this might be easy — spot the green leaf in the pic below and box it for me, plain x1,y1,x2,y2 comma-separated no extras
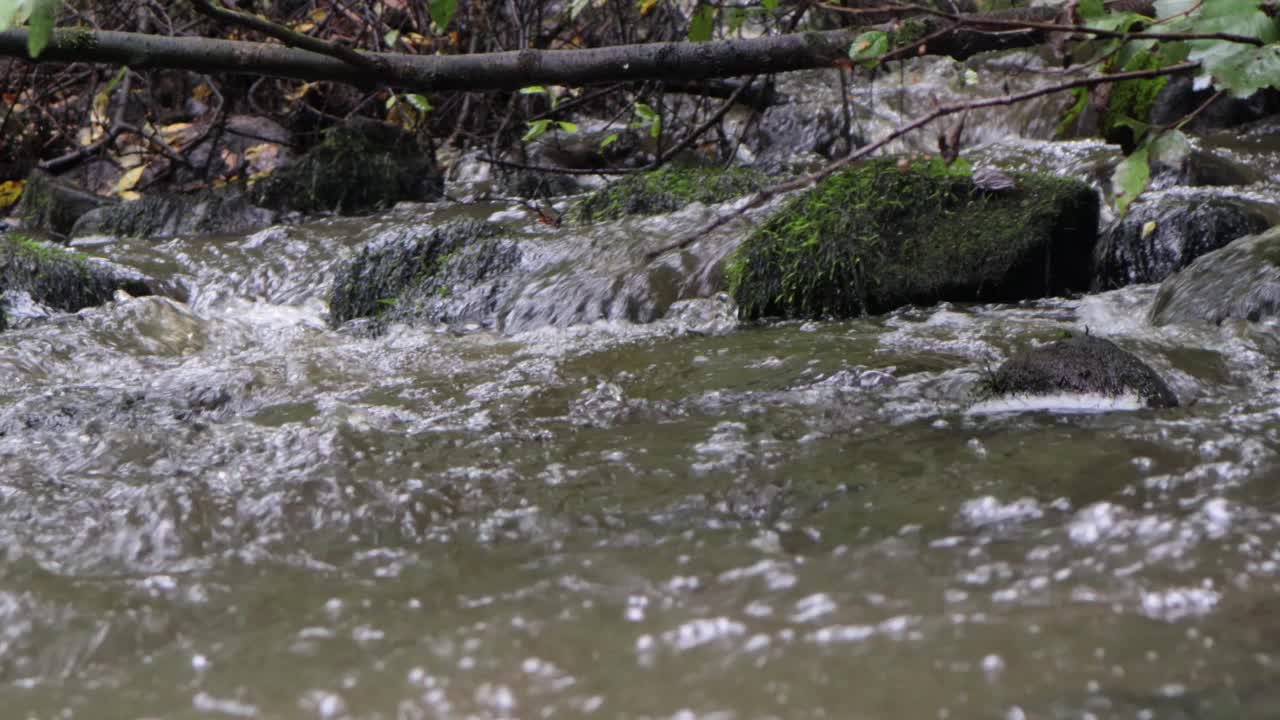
384,29,400,47
688,4,714,42
1207,44,1280,97
26,0,55,58
522,119,551,142
556,120,578,133
1149,129,1190,165
520,86,547,95
0,0,30,30
385,94,398,110
429,0,456,31
102,65,127,95
647,116,661,138
1077,0,1105,19
570,0,591,19
762,0,778,11
848,30,889,68
1085,10,1143,32
405,94,433,112
1112,145,1150,215
600,133,619,149
634,103,658,122
1153,0,1197,18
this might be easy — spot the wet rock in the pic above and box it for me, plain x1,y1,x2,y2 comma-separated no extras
746,69,860,170
570,165,768,223
985,335,1178,409
251,118,442,215
16,170,115,236
1151,76,1280,135
328,220,519,329
1148,149,1265,190
0,233,158,324
496,169,582,200
1150,225,1280,325
729,158,1098,320
71,186,277,239
1093,197,1271,290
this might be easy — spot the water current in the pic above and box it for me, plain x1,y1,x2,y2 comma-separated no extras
0,190,1277,719
4,56,1280,719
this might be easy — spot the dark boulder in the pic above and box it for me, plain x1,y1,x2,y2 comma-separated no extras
1151,77,1280,136
746,70,860,171
71,186,277,239
1150,225,1280,325
328,220,519,330
0,233,159,326
986,335,1178,409
15,170,115,236
728,158,1098,320
1093,197,1271,290
251,118,442,215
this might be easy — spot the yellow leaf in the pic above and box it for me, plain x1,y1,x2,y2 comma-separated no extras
292,21,314,32
1141,220,1157,239
308,7,326,20
285,82,315,102
116,165,145,194
0,179,24,208
192,83,213,104
119,190,142,202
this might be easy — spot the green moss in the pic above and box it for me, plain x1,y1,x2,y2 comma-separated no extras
9,233,88,266
570,165,768,223
727,157,1097,320
1100,50,1167,150
54,26,96,50
890,18,930,48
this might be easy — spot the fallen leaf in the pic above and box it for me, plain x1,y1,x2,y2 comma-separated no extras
0,179,24,208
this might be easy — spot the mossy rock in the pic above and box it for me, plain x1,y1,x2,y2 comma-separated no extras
569,165,768,223
16,170,115,236
0,233,157,322
727,158,1098,320
984,335,1178,409
328,220,516,328
252,118,442,216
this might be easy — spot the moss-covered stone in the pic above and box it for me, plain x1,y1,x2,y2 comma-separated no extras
0,233,156,320
328,220,516,328
727,158,1098,320
251,118,442,216
570,165,768,223
16,170,115,236
983,335,1178,408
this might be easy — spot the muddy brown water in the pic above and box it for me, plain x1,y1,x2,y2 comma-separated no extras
0,192,1277,720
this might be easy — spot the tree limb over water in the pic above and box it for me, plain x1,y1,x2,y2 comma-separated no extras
0,7,1071,93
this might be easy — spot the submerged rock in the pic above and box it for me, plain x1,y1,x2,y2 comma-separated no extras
985,335,1178,409
569,165,767,223
328,220,518,329
1093,197,1271,290
728,158,1098,320
16,170,115,236
252,118,442,215
1150,225,1280,325
0,233,158,325
71,186,277,239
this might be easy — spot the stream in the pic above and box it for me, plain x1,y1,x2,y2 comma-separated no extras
3,57,1280,720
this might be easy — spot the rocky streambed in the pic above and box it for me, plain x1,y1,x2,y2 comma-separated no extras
0,57,1279,718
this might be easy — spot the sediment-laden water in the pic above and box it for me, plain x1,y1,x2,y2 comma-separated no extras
0,184,1278,719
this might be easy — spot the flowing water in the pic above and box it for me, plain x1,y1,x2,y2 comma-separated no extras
6,52,1280,715
1,193,1279,720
